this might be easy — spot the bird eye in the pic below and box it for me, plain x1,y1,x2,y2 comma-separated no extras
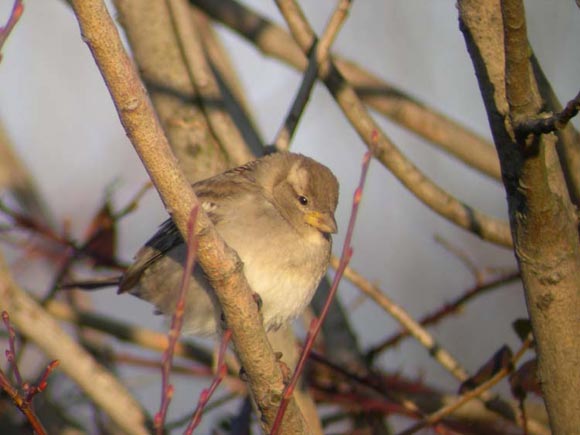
298,195,309,206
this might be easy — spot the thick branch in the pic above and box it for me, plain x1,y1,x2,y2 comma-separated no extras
69,1,307,432
459,1,580,432
114,0,229,182
165,0,254,166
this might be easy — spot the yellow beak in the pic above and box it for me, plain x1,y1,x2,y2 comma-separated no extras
305,211,338,234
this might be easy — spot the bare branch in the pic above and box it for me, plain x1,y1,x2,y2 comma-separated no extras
459,1,580,431
334,259,470,381
0,254,149,435
273,0,512,247
398,336,534,435
193,0,503,181
114,0,229,182
274,0,352,151
165,0,254,166
366,269,520,356
155,208,198,433
515,89,580,139
69,1,307,432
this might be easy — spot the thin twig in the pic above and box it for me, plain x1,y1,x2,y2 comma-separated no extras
333,260,470,382
154,207,199,434
434,235,483,283
114,353,212,377
366,269,520,358
0,0,23,61
271,148,372,434
516,89,580,139
2,311,23,385
274,0,352,151
0,368,49,435
1,311,59,435
185,329,232,433
397,336,533,435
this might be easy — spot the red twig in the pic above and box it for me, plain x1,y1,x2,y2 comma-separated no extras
1,311,59,435
270,144,374,434
24,360,60,402
2,310,23,384
154,206,199,434
396,336,534,435
0,0,23,62
0,182,150,279
366,269,520,359
185,329,233,434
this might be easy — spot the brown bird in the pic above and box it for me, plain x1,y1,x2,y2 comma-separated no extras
119,152,339,336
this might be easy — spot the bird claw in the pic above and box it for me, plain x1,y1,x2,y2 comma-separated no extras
219,312,228,330
239,366,249,382
252,292,263,310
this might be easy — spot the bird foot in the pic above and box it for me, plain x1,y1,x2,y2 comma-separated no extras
252,292,263,310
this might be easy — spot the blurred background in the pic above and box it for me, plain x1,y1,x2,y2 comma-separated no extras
0,0,578,432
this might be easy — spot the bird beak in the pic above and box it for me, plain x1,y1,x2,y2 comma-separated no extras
305,211,338,234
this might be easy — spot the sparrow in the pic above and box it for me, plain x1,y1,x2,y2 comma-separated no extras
119,152,339,336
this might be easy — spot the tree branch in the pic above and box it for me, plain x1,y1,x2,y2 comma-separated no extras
0,254,148,435
459,1,580,432
274,0,352,151
114,0,229,182
69,1,307,432
273,0,512,247
192,0,503,181
165,0,254,166
515,89,580,139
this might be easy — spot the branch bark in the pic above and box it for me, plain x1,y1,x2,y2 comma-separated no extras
165,0,254,166
458,1,580,432
114,0,229,182
69,1,307,432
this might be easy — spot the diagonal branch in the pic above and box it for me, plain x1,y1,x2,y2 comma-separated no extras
69,1,307,432
165,0,254,166
273,0,512,247
192,0,502,181
398,336,534,435
0,254,148,435
274,0,352,151
458,1,580,432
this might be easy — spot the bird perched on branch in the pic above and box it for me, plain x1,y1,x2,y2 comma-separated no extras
118,152,339,336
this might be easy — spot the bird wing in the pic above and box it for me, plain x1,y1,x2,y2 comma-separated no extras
118,171,262,293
